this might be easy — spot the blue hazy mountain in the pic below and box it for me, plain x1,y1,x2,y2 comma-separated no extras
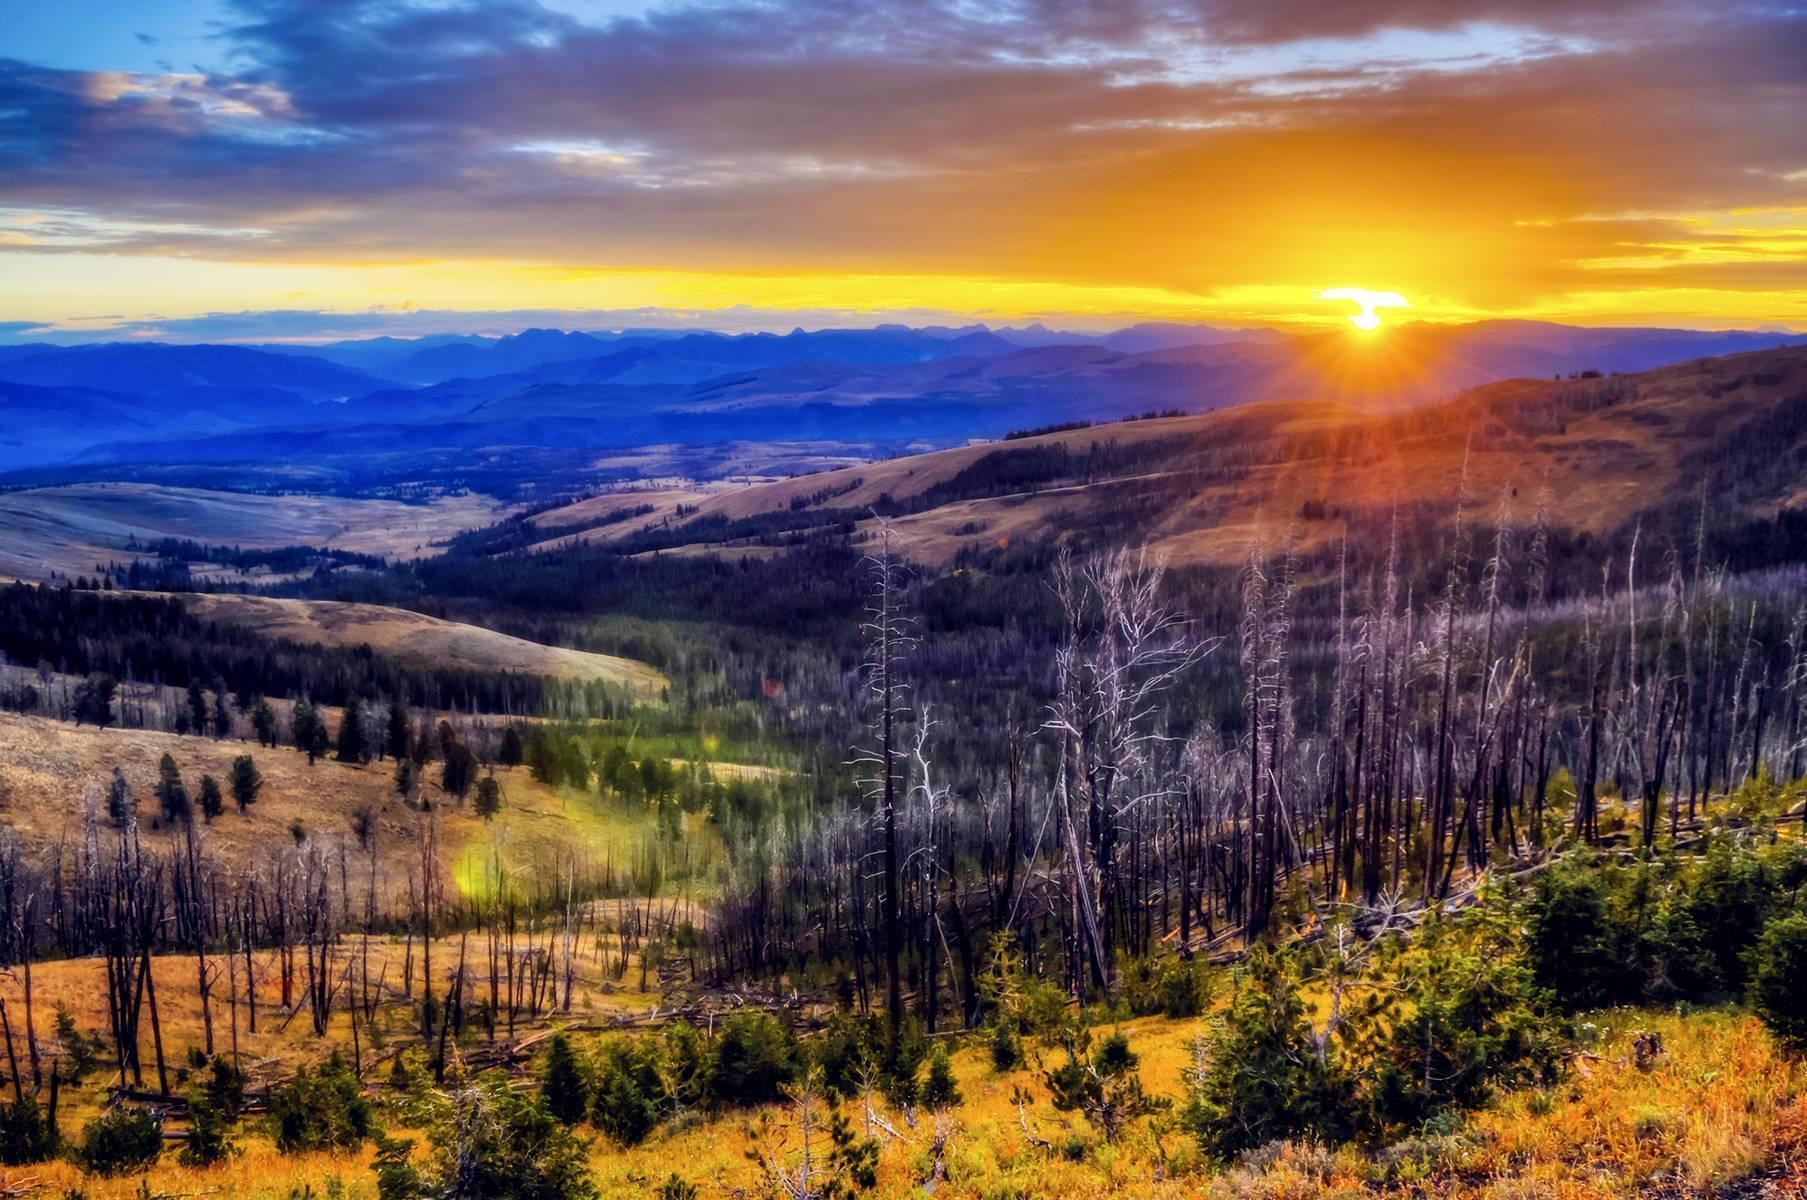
3,321,1803,480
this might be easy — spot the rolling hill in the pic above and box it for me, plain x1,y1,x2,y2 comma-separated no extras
5,322,1802,492
520,343,1807,569
178,593,668,693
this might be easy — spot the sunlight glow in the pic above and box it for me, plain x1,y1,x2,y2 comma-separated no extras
1318,287,1409,331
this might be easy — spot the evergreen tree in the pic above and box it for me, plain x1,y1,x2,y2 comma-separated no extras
157,753,191,824
213,687,232,739
72,673,117,728
229,754,263,814
252,697,277,747
188,680,210,736
442,741,477,800
106,766,134,827
337,697,368,764
499,725,525,768
385,699,411,762
475,775,502,821
292,701,329,765
540,1033,589,1126
198,773,224,822
922,1046,961,1111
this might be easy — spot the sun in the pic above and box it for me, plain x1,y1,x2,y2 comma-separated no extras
1317,287,1409,332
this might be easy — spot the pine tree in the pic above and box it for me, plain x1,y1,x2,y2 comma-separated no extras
922,1046,962,1111
106,766,134,827
337,697,367,764
198,774,224,822
292,701,328,765
157,754,191,824
385,699,411,762
229,755,262,814
188,680,210,737
475,775,502,821
499,725,525,768
252,697,277,747
540,1033,589,1125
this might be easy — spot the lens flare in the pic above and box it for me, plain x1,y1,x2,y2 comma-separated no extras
1317,287,1409,331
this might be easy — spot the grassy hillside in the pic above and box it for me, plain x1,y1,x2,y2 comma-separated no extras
519,345,1807,567
0,710,723,916
178,594,668,693
0,483,508,582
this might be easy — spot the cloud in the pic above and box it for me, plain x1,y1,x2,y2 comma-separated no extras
0,0,1802,325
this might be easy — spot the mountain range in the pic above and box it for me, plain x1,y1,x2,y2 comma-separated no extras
1,320,1801,484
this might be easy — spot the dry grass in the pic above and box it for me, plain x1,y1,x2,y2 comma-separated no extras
0,710,723,915
0,483,510,583
177,593,668,693
540,347,1807,569
0,990,1799,1200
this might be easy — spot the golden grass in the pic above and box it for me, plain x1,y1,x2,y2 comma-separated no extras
0,1000,1798,1200
176,593,668,693
0,483,510,583
0,710,722,915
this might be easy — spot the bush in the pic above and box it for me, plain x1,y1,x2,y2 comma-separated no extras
922,1046,961,1111
1044,1029,1165,1143
180,1088,238,1166
1366,905,1567,1130
988,1021,1023,1073
0,1095,60,1165
540,1033,589,1126
707,1012,800,1109
1182,950,1351,1158
593,1040,663,1146
74,1105,162,1176
269,1052,378,1154
428,1076,595,1200
1751,913,1807,1052
1120,953,1214,1019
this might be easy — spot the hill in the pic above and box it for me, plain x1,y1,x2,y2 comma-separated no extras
524,344,1807,567
179,593,668,693
7,322,1802,496
0,483,508,582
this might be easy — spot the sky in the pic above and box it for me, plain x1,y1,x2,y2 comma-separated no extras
1,0,1805,341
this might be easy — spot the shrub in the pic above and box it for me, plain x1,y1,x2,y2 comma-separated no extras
180,1087,237,1166
593,1039,663,1146
1043,1029,1166,1144
988,1021,1023,1073
922,1046,961,1111
1750,913,1807,1052
1182,950,1351,1158
0,1095,60,1165
707,1012,800,1109
540,1033,589,1126
269,1052,378,1154
1120,953,1213,1019
1366,905,1567,1130
74,1105,162,1176
383,1075,595,1200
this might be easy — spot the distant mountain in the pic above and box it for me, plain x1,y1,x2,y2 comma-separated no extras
1097,322,1288,353
0,380,156,471
4,321,1804,485
0,342,391,401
